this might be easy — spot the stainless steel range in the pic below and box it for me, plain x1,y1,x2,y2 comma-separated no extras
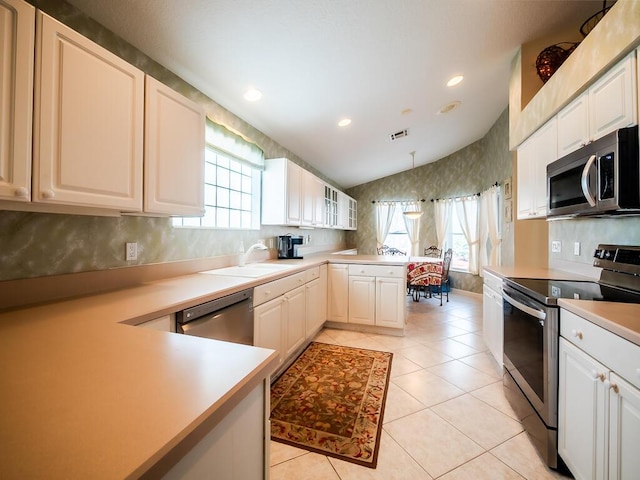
502,244,640,469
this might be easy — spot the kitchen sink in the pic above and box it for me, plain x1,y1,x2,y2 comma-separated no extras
200,263,297,278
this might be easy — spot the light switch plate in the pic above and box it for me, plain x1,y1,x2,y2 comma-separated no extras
551,241,561,253
574,242,581,256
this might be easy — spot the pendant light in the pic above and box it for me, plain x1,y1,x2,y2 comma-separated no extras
403,151,423,219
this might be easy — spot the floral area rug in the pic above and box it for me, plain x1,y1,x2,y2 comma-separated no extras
270,342,393,468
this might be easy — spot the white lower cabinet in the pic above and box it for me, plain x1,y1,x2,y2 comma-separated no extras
305,265,327,338
558,309,640,480
284,285,306,358
482,272,503,366
253,268,320,375
375,276,405,328
348,276,376,325
345,264,405,330
162,379,268,480
254,297,286,369
327,264,349,322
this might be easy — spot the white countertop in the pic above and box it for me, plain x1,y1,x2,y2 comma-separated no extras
0,254,401,478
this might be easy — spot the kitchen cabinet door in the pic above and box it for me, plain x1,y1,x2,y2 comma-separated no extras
558,338,607,480
557,92,589,158
0,0,34,203
305,276,326,338
516,117,556,219
313,177,325,227
348,275,375,325
589,53,637,142
301,169,316,226
284,285,306,358
327,264,348,322
254,297,285,369
261,158,302,226
482,281,503,366
34,11,144,210
608,373,640,480
144,75,205,216
375,276,404,328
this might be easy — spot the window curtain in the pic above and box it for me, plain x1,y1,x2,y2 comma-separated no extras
402,203,421,256
206,118,264,169
433,199,453,251
455,196,480,275
479,185,501,276
375,202,396,248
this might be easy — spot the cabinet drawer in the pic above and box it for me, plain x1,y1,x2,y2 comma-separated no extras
561,309,640,390
348,264,404,278
483,271,502,292
254,271,307,306
305,266,320,283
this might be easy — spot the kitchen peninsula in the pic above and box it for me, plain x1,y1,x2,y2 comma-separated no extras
0,254,405,479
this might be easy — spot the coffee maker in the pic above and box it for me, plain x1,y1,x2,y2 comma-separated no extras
277,235,304,259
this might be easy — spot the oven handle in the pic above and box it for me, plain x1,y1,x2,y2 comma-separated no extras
503,289,547,321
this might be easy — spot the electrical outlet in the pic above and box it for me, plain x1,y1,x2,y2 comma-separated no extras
125,242,138,261
574,242,581,256
551,241,561,253
268,238,274,249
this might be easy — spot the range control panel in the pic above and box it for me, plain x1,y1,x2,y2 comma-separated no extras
594,244,640,275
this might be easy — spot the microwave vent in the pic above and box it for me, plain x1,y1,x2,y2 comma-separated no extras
389,129,409,141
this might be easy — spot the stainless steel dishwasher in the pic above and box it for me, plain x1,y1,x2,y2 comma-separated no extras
176,289,254,345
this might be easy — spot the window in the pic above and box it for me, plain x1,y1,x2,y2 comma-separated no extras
173,120,263,229
383,208,412,254
445,203,470,272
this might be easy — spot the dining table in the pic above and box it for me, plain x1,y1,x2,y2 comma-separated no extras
406,255,444,301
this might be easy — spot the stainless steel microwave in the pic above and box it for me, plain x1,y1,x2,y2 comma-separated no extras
547,125,639,217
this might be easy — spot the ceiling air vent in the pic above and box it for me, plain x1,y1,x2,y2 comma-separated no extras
389,129,409,141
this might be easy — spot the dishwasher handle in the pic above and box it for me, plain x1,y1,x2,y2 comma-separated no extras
177,289,253,324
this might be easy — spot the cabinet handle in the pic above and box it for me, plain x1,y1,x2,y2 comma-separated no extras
571,329,583,340
14,187,29,198
591,370,605,382
42,189,55,199
264,290,271,296
610,382,619,394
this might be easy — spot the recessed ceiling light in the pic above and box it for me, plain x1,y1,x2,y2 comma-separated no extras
243,88,263,101
447,75,464,87
437,101,461,114
338,118,352,127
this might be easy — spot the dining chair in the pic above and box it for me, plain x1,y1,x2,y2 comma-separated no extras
429,248,452,306
424,245,442,257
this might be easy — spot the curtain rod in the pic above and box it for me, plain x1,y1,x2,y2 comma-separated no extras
430,182,498,202
371,199,426,204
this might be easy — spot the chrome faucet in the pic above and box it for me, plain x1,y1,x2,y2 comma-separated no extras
238,243,268,266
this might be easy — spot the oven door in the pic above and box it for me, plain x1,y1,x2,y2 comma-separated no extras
502,285,558,427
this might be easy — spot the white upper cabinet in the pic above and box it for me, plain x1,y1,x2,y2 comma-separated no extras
556,92,589,159
557,53,637,158
33,11,144,210
516,117,557,219
0,0,34,202
144,76,205,216
301,168,323,227
261,158,302,226
589,53,637,140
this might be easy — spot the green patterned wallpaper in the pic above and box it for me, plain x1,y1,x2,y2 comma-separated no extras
0,0,344,282
346,109,512,294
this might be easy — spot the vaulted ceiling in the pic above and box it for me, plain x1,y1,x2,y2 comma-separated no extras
65,0,603,188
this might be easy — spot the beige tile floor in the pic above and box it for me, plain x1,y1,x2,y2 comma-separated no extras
270,291,572,480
